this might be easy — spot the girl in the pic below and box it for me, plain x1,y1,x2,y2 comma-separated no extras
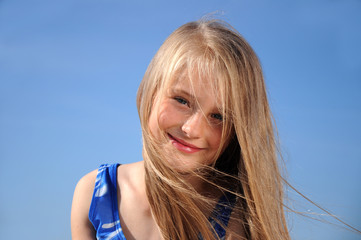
71,19,290,240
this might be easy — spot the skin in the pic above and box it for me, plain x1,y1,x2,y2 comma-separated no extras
71,76,245,239
71,162,160,240
148,77,224,172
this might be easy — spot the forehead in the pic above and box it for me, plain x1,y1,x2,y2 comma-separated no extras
169,74,223,107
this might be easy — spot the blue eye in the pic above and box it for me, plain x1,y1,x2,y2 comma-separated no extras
175,97,188,105
211,113,223,121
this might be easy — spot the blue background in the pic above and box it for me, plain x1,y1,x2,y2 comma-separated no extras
1,0,360,239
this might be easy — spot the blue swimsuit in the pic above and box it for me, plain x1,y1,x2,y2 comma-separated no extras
89,164,237,240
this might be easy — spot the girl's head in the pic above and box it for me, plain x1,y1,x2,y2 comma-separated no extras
137,19,266,175
136,19,288,239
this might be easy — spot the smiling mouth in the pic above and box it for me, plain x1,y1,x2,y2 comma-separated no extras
167,134,202,154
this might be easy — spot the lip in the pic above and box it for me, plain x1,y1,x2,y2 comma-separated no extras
168,134,202,153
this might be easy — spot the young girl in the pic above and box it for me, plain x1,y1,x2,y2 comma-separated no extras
71,19,290,240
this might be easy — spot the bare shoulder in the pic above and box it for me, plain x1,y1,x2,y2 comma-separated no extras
117,161,144,187
71,169,98,240
74,169,98,196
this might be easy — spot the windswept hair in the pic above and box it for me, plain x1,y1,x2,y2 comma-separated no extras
136,19,290,240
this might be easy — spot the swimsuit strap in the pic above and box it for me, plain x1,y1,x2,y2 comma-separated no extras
210,191,238,238
199,191,238,240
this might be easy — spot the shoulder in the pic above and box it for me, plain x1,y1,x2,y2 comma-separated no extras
73,169,98,207
117,161,144,188
71,169,98,240
117,161,149,215
75,169,98,194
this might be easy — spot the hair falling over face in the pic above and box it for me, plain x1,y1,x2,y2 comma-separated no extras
136,19,290,240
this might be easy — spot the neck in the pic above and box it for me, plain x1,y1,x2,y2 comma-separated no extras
181,173,209,194
132,161,153,214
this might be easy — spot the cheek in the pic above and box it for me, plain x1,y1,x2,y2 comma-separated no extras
148,109,159,137
148,103,169,137
157,104,182,130
208,127,223,150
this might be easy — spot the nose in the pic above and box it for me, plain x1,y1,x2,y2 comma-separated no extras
181,112,205,138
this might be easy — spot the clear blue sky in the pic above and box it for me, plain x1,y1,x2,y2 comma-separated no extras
1,0,360,239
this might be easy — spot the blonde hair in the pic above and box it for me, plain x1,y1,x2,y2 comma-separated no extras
136,19,290,240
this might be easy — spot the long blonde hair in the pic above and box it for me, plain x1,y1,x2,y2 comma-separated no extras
136,19,290,240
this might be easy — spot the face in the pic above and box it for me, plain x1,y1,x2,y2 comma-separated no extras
148,76,226,172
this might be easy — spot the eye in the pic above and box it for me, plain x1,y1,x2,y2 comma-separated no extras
211,113,223,121
174,97,188,106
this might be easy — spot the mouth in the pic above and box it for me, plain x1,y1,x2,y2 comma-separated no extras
167,134,202,154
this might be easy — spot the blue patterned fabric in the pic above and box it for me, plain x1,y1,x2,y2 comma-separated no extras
89,164,126,240
89,164,237,240
200,191,237,240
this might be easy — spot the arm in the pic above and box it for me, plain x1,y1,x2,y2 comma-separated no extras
71,170,98,240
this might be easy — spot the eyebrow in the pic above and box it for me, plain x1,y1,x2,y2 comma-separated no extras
171,87,223,113
171,88,194,99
